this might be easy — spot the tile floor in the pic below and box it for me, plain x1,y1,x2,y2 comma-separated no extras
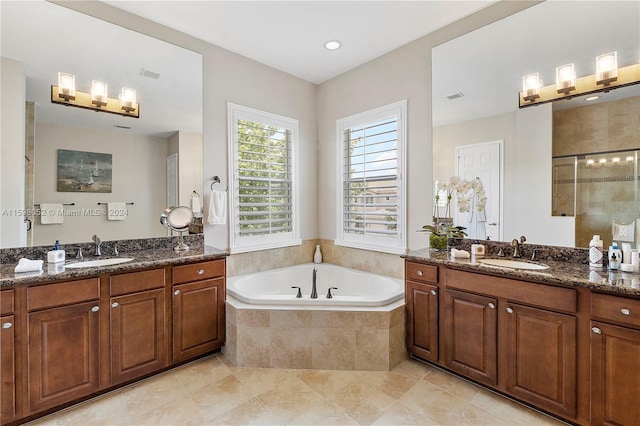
27,353,567,426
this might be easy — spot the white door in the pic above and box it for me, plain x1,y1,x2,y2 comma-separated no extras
455,141,503,241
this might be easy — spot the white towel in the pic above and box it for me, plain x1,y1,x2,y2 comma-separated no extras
15,258,44,273
107,202,127,221
450,249,471,259
207,190,227,225
40,203,64,224
191,194,202,218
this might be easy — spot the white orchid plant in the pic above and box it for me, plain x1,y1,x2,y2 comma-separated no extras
421,176,486,238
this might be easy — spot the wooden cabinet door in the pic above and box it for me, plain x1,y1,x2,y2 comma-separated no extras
444,289,498,386
405,281,438,362
591,321,640,426
172,278,225,363
1,315,16,424
28,301,100,413
110,289,167,385
504,303,576,418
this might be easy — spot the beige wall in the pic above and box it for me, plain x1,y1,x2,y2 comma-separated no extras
32,121,168,246
0,57,27,248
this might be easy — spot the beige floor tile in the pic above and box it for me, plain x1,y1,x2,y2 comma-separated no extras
234,367,294,396
207,397,286,426
471,389,544,426
121,371,187,418
23,415,58,426
293,369,362,399
55,391,131,425
400,379,469,425
324,381,397,425
174,355,234,392
352,371,420,400
423,368,481,402
287,398,359,426
390,358,434,379
191,375,254,421
455,404,514,426
217,352,240,372
372,401,438,426
128,394,205,425
256,374,320,423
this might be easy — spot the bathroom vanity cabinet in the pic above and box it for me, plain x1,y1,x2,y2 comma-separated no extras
1,257,226,426
404,259,600,425
171,260,225,363
1,289,16,424
404,262,439,362
590,293,640,425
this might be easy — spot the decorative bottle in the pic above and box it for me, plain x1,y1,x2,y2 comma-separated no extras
589,234,603,269
313,244,323,264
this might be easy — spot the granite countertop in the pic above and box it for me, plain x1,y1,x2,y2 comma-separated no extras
404,248,640,298
0,245,228,287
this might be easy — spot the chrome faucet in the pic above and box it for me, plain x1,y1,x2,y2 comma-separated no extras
311,267,318,299
511,235,526,258
92,235,102,256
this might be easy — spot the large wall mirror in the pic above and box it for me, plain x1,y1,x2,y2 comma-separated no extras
432,1,639,248
1,0,203,248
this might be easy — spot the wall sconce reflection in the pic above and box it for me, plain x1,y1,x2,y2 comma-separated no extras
51,72,139,118
519,51,639,108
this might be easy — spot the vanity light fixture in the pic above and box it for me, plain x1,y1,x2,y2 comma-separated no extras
519,52,639,108
90,80,108,107
596,51,618,85
522,73,542,101
57,72,76,101
626,156,634,162
51,74,139,118
555,63,576,94
585,95,600,101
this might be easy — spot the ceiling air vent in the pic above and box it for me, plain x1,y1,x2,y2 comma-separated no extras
114,125,131,130
139,68,161,79
446,92,465,100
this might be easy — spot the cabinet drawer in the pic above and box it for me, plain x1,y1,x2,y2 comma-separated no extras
1,289,15,315
110,268,165,296
591,292,640,328
173,260,225,284
27,278,100,311
405,262,438,284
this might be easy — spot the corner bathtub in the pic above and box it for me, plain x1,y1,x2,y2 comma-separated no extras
224,263,407,370
226,262,404,307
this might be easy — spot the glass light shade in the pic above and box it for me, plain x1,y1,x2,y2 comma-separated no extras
522,73,542,100
555,63,576,93
119,87,137,111
90,80,108,106
596,51,618,84
57,72,76,100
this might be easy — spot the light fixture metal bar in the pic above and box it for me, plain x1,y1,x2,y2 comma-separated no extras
51,85,140,118
519,63,640,109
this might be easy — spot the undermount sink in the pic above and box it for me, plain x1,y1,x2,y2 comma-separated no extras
477,258,549,270
65,257,134,269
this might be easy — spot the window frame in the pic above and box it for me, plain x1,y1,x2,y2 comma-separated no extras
335,100,407,254
227,102,301,253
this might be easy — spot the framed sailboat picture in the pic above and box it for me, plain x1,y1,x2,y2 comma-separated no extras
57,149,112,192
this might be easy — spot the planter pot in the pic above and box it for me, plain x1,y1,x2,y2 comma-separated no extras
429,234,448,250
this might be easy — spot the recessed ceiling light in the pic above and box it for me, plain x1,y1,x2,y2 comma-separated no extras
585,95,600,101
324,40,342,51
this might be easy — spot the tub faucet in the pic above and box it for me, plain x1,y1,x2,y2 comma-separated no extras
311,267,318,299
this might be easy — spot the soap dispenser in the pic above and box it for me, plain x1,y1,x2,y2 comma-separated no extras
589,235,603,269
47,240,65,264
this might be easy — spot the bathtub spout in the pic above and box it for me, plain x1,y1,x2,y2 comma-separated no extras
311,267,318,299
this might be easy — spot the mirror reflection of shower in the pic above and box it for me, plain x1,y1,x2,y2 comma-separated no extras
552,149,639,248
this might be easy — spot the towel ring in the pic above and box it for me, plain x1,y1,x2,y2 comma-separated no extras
210,176,228,191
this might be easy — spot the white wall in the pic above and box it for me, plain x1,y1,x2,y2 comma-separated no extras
0,57,27,248
177,131,203,212
510,105,575,246
32,121,168,246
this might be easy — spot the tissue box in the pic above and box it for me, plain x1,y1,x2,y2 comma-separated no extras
47,250,65,264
